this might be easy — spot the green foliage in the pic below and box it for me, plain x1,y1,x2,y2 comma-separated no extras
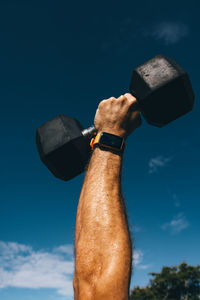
130,262,200,300
130,286,156,299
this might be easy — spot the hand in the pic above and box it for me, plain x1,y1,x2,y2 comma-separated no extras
94,93,141,139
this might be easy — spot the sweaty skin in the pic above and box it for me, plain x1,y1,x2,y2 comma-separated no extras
73,93,141,299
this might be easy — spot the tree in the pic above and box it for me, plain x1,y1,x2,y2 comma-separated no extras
130,262,200,300
129,286,156,299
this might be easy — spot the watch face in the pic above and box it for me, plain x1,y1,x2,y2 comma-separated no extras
100,132,123,150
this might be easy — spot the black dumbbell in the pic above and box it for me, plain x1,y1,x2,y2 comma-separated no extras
36,54,194,181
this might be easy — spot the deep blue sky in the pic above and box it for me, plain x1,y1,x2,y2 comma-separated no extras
0,0,200,299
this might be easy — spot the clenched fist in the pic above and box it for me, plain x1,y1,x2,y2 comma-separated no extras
94,93,141,139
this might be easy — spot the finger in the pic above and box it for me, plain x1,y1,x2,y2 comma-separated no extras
108,96,117,102
124,93,137,104
129,111,142,128
124,93,140,112
98,99,108,108
117,95,125,100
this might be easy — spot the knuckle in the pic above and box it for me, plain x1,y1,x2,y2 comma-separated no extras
118,95,127,104
128,98,137,109
109,97,116,103
98,99,107,108
120,96,126,103
124,93,136,102
124,93,131,97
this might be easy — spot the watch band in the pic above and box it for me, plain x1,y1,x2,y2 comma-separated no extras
90,132,125,153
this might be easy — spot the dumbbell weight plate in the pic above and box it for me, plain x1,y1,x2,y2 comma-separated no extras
36,115,92,180
129,55,194,126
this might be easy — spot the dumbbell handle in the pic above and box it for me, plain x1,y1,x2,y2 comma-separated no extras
82,97,140,139
82,126,96,138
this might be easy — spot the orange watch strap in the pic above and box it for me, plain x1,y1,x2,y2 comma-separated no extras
90,132,101,150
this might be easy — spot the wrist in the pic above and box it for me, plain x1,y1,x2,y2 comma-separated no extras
97,129,127,139
93,144,125,157
90,131,125,155
93,146,124,159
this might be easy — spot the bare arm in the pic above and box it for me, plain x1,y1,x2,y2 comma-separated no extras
73,94,141,299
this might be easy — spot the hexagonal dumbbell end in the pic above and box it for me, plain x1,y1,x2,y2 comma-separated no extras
129,54,195,127
36,115,92,181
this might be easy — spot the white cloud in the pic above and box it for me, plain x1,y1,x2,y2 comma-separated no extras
54,245,74,256
161,213,189,235
0,241,74,297
0,241,154,296
133,250,151,270
137,264,151,270
148,22,189,45
148,155,172,174
133,249,143,266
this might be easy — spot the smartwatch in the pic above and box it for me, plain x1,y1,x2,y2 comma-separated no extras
90,132,125,153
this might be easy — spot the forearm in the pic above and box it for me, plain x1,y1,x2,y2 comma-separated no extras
74,147,132,292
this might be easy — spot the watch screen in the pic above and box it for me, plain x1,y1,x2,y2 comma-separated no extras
100,132,123,149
